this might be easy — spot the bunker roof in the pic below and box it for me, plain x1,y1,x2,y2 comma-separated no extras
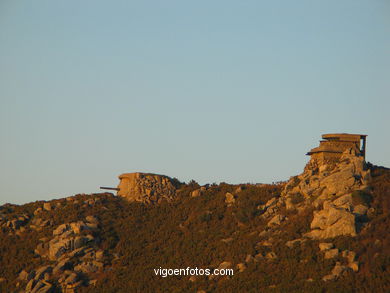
306,133,367,156
321,133,367,141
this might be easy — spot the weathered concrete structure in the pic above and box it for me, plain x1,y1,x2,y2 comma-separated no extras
307,133,367,162
116,172,177,203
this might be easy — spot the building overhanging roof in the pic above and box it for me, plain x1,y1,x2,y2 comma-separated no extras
306,147,344,155
322,133,367,141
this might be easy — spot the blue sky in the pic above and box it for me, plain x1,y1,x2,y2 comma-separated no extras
1,0,389,204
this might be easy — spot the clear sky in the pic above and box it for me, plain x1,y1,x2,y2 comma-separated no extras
1,0,389,205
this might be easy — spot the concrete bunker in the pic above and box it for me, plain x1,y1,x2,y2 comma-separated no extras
101,172,178,203
307,133,367,162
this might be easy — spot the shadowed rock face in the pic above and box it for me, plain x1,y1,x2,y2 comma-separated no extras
117,172,177,204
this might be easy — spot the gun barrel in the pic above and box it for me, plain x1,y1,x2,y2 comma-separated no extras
100,187,120,191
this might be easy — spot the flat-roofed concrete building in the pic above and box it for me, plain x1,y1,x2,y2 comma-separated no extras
307,133,367,162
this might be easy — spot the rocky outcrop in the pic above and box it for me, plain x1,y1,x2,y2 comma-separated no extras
322,249,359,281
30,217,51,231
324,248,339,259
236,263,246,272
267,214,286,227
191,186,207,198
43,202,52,211
24,216,105,292
305,202,357,239
322,262,352,281
283,147,370,201
260,147,372,239
34,220,98,260
286,238,306,248
319,242,334,251
0,213,30,234
225,192,236,206
117,173,178,204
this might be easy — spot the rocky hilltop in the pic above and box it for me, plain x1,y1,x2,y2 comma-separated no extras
262,146,371,240
247,145,374,282
0,135,389,292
